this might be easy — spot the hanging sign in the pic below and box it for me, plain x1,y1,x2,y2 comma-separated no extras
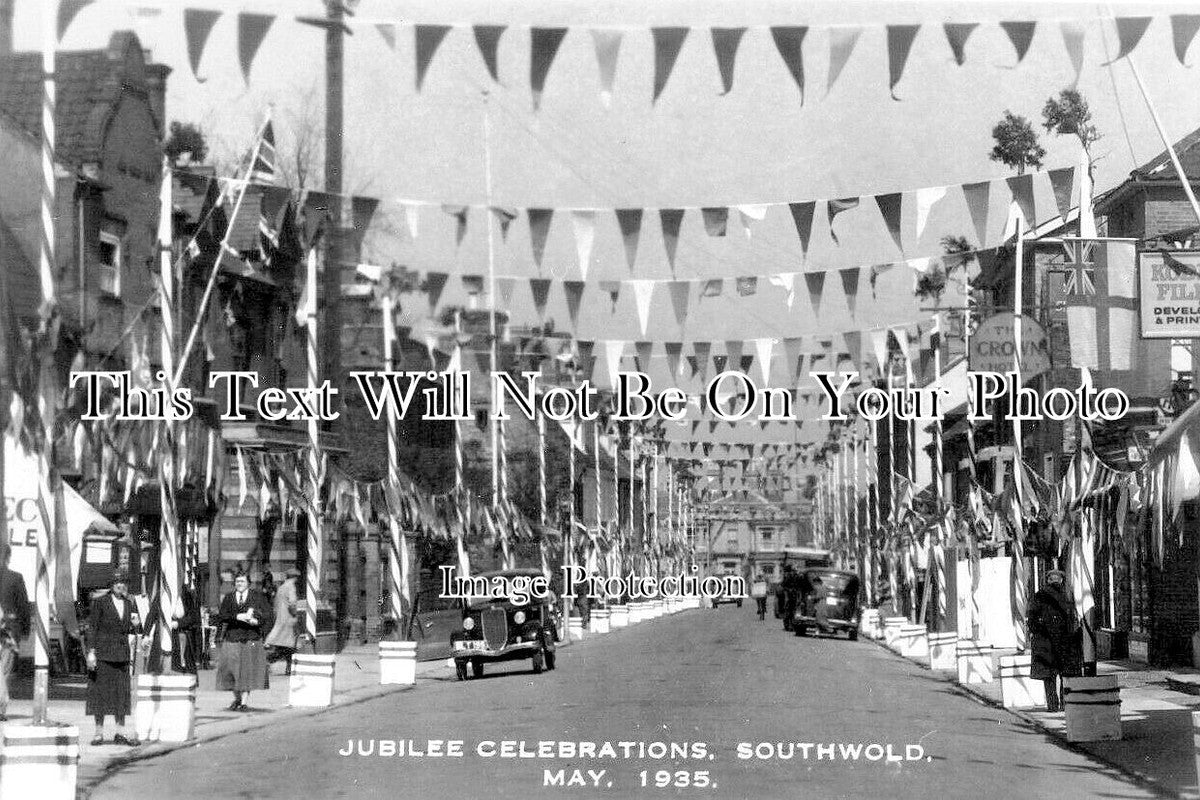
968,312,1050,380
1139,250,1200,338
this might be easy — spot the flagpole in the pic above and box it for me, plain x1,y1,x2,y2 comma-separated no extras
1012,216,1028,651
303,245,322,651
869,412,881,607
453,311,471,578
565,419,576,635
1124,54,1200,228
932,313,948,632
382,281,409,640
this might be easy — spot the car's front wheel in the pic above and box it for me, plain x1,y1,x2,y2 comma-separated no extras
795,625,807,637
848,629,859,641
736,600,743,608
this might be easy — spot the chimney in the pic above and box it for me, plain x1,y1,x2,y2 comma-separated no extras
0,0,13,55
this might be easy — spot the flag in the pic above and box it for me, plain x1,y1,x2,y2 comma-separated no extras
1063,240,1138,374
249,121,277,185
1059,239,1096,296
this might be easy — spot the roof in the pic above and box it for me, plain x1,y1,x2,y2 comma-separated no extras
0,31,164,167
1131,125,1200,182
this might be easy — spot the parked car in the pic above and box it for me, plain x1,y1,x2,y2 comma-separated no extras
404,588,463,662
792,569,861,639
450,569,558,680
710,577,744,608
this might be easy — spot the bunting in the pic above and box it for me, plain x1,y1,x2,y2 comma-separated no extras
827,197,860,245
184,8,221,81
474,25,506,82
237,13,274,82
943,22,978,66
1171,15,1200,65
827,26,863,95
616,209,643,271
770,27,808,102
415,24,453,90
570,211,596,279
1000,21,1037,65
652,27,690,103
1106,17,1152,65
886,25,920,100
592,29,624,107
531,27,569,109
660,209,685,270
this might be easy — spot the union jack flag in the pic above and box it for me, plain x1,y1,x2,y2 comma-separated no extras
1059,238,1096,295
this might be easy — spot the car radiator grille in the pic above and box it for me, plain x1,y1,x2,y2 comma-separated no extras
482,608,508,649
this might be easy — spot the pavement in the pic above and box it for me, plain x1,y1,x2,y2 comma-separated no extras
77,605,1176,800
872,632,1200,799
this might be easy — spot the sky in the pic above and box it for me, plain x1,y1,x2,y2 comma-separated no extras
24,0,1200,448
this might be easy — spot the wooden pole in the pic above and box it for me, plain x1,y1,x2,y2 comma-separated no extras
382,289,408,639
1012,214,1028,651
303,246,322,649
155,156,180,671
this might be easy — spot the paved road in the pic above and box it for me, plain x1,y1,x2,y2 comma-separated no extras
91,607,1159,800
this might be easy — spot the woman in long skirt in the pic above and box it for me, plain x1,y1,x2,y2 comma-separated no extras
216,572,273,710
85,572,141,746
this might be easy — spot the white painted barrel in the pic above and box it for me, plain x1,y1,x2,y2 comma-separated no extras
998,654,1046,709
630,602,646,624
859,609,881,640
882,616,907,648
567,615,585,640
0,725,79,800
896,624,929,658
379,640,417,685
134,674,197,742
289,654,336,707
957,641,993,684
928,631,958,670
589,608,611,634
610,605,630,628
1063,675,1121,741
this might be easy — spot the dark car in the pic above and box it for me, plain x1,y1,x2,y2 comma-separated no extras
792,569,861,639
450,569,558,680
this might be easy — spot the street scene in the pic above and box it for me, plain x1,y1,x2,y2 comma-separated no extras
3,0,1200,798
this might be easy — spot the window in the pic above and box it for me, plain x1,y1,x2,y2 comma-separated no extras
762,564,775,576
98,231,122,297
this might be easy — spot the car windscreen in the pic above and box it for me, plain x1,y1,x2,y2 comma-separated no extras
807,573,859,596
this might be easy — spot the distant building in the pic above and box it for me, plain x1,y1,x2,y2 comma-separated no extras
693,490,808,583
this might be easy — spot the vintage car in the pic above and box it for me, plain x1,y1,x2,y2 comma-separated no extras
792,569,861,639
450,569,558,680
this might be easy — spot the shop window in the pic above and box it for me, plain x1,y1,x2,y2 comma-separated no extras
98,231,121,297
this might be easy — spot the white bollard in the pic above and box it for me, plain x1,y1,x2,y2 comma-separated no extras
589,608,611,634
897,624,929,658
999,654,1046,709
610,604,630,628
629,602,645,624
134,674,197,742
928,631,958,670
289,654,336,707
956,641,993,684
567,615,585,640
1064,676,1121,741
379,641,417,685
882,616,907,648
0,725,79,800
859,609,881,639
653,599,665,618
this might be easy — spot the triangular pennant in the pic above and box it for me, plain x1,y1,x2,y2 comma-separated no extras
630,280,656,337
473,25,506,82
713,354,729,375
237,13,274,82
665,342,683,378
770,27,808,102
490,207,519,240
693,342,712,380
702,207,729,237
724,340,744,374
442,204,469,246
874,192,904,252
423,272,449,312
415,25,453,91
736,276,758,296
660,209,685,270
754,338,774,385
827,26,863,95
376,24,396,50
615,209,643,271
886,25,920,100
598,280,621,310
842,331,863,371
570,210,596,279
58,0,93,40
735,204,769,238
668,281,690,326
962,181,991,246
1000,21,1037,65
1048,166,1076,221
184,8,222,81
461,274,485,297
531,27,569,109
1061,21,1086,86
768,272,797,309
1105,17,1152,64
634,341,653,372
590,29,624,107
711,27,747,94
788,201,816,257
403,204,420,240
870,329,890,371
827,197,859,246
1006,173,1036,227
652,27,690,102
604,340,625,387
914,186,947,242
702,279,723,298
943,22,978,65
839,267,861,316
804,272,825,316
527,208,554,268
1171,15,1200,66
783,337,803,382
563,281,586,329
529,278,552,317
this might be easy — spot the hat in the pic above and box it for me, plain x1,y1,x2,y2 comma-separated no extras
1044,569,1066,583
285,567,301,578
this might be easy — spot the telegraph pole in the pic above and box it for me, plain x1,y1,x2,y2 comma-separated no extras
324,0,345,384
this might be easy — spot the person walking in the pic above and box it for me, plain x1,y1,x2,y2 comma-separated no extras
778,564,802,631
265,567,301,675
85,572,141,746
750,574,769,621
216,572,273,710
1028,569,1081,712
0,544,30,722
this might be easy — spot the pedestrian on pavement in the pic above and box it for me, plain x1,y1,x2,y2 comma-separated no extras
172,584,201,674
265,567,301,675
0,544,31,722
750,574,769,621
1028,569,1081,712
216,572,273,710
85,572,141,746
261,570,277,606
778,564,802,631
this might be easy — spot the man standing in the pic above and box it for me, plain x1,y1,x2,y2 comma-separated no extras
1028,569,1081,712
0,543,31,721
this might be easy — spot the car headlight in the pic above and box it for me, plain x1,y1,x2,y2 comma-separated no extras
513,611,526,624
462,617,475,631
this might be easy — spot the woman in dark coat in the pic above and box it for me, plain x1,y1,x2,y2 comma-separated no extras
86,572,141,746
216,572,273,710
1028,569,1081,712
